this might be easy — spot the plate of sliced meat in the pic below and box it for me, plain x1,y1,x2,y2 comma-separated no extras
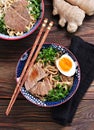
0,0,44,40
16,43,81,107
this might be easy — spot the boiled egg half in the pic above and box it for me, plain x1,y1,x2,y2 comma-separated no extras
56,54,76,77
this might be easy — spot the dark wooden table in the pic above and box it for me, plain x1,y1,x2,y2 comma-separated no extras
0,1,94,130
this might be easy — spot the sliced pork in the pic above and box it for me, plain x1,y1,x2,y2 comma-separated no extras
25,63,48,91
19,0,28,7
30,77,53,96
4,0,30,32
11,1,30,21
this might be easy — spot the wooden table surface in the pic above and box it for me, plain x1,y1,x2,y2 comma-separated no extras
0,1,94,130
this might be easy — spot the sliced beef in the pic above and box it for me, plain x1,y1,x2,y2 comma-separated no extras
25,63,48,91
30,82,48,96
11,1,30,21
44,77,53,92
4,7,29,32
4,0,30,32
30,77,53,96
19,0,28,7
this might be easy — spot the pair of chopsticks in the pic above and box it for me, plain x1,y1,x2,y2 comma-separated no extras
6,18,54,116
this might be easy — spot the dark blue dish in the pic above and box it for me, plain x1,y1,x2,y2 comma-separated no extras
16,43,81,107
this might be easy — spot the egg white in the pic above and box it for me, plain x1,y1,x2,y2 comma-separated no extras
56,54,76,77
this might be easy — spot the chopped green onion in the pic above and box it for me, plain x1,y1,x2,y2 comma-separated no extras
45,84,70,101
0,16,7,34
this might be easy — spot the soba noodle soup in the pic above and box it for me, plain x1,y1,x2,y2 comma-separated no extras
25,47,74,102
0,0,41,36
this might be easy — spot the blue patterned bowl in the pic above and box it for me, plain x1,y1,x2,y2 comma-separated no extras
0,0,44,40
16,43,81,107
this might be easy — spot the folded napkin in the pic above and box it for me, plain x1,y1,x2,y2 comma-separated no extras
51,36,94,126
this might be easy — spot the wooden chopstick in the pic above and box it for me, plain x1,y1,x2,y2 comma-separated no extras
5,18,48,116
6,19,54,116
20,21,54,89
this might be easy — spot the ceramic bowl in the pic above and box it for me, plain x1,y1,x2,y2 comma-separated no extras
16,42,81,107
0,0,44,40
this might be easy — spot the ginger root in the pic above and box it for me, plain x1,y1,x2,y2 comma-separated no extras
66,0,94,16
53,0,85,33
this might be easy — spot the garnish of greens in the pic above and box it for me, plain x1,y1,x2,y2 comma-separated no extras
0,16,7,34
45,84,70,101
36,47,58,64
28,0,41,20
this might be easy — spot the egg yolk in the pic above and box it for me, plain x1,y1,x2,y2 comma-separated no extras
59,57,72,72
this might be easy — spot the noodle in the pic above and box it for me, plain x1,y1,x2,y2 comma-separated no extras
44,65,58,75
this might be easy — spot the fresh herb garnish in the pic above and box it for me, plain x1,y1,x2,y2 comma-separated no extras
37,47,58,64
45,84,70,101
0,16,7,34
28,0,41,20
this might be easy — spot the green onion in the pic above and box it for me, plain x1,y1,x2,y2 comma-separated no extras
28,0,41,20
45,84,70,101
0,16,7,34
37,47,58,65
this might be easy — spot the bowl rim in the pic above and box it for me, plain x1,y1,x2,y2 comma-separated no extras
0,0,45,41
15,42,81,107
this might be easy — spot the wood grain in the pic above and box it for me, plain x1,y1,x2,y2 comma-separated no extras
0,100,94,130
0,0,94,129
